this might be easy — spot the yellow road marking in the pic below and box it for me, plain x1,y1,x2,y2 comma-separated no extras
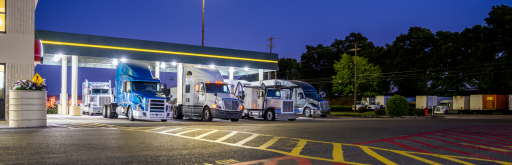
194,130,219,139
290,139,307,156
215,131,238,142
460,143,511,152
332,143,344,162
258,137,281,150
393,151,440,165
235,134,260,146
360,146,398,165
437,155,475,165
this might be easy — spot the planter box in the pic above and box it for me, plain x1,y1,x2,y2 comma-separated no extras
8,90,47,127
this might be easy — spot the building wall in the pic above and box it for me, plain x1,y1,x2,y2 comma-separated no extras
0,0,36,120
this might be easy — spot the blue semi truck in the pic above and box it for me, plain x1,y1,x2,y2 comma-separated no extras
102,63,171,122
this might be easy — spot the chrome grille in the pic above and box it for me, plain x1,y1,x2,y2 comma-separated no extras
282,100,293,112
223,100,239,110
148,99,165,112
98,96,111,106
319,102,329,110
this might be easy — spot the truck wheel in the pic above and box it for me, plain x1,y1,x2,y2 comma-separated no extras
288,119,296,121
265,109,276,121
161,119,167,122
203,107,213,121
102,105,108,118
128,109,135,121
230,119,239,122
320,115,327,117
173,107,183,120
90,112,94,116
304,107,312,117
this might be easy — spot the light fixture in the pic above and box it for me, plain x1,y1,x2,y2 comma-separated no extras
171,62,177,66
197,65,201,67
160,62,165,69
120,58,127,62
113,59,119,65
209,65,215,68
244,67,249,71
54,54,62,61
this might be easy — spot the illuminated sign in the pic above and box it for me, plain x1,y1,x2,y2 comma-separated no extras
0,0,4,32
0,0,5,13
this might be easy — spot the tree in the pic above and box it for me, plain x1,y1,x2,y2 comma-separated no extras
332,54,382,98
277,58,303,80
300,44,336,98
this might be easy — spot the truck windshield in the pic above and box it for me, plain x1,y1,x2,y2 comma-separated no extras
369,102,376,105
439,103,448,106
205,83,230,93
90,89,109,95
267,90,281,98
132,82,161,92
304,91,318,98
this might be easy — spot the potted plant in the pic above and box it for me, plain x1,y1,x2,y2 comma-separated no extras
9,80,48,127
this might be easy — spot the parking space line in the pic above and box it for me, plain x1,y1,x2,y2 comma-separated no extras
392,151,440,165
235,134,260,146
386,140,433,153
421,135,511,157
445,130,512,143
158,128,182,134
359,146,398,165
175,129,200,135
431,133,512,150
215,131,238,142
258,137,281,149
332,143,344,162
194,130,219,139
290,139,307,156
436,155,475,165
438,132,512,146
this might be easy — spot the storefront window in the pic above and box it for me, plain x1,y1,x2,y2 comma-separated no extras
0,0,4,32
0,0,5,13
0,64,5,99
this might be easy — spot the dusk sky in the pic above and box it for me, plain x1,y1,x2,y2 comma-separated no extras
34,0,511,95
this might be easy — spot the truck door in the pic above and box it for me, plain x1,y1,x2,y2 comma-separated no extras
183,84,192,118
296,89,306,109
194,83,206,116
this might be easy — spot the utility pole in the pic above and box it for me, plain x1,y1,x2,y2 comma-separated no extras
266,36,275,53
202,0,205,46
170,76,175,87
349,43,361,112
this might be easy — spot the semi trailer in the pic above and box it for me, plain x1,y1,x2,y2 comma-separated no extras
81,80,113,116
255,80,330,117
171,66,243,122
102,63,171,121
468,94,508,114
240,83,299,121
415,96,452,110
452,96,470,114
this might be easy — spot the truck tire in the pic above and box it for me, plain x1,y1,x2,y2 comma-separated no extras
173,106,183,119
107,106,113,119
203,107,213,121
128,109,135,121
264,109,276,121
288,119,296,121
304,107,312,117
161,119,167,122
102,105,108,118
230,119,239,122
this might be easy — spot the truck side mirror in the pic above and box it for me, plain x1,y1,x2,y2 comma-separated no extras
214,92,217,97
163,83,169,96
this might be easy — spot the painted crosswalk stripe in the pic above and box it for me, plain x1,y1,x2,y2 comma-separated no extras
194,130,219,139
332,143,344,162
290,139,308,156
175,129,200,135
393,151,440,165
215,131,238,142
360,146,398,165
235,134,260,146
258,137,281,149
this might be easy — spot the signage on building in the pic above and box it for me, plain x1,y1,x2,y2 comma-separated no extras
0,0,5,32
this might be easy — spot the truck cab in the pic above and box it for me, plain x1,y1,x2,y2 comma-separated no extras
352,101,368,111
172,66,243,122
103,63,171,122
81,80,113,116
241,84,299,121
366,102,382,110
435,100,453,114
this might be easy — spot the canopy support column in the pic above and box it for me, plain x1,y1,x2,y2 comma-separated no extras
59,57,68,115
229,67,234,80
177,63,183,105
69,56,81,116
155,62,160,79
259,69,263,82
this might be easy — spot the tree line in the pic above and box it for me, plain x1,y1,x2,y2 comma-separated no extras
240,5,512,98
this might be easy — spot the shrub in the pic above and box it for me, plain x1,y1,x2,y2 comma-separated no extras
357,106,367,113
330,105,352,112
408,107,416,115
416,109,426,116
375,108,386,115
386,95,409,116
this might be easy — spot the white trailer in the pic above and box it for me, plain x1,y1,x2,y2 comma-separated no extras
81,79,113,116
416,96,452,110
375,95,391,107
453,96,470,114
470,94,483,110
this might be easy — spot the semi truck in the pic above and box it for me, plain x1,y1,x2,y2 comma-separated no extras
434,100,453,114
240,83,299,121
102,63,171,122
415,96,452,110
81,80,113,116
171,66,243,122
255,80,330,117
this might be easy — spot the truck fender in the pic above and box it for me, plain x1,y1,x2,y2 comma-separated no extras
109,103,118,113
305,103,319,110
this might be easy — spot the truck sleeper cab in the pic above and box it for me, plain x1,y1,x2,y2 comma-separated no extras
172,66,243,122
435,100,453,114
242,84,299,121
103,63,171,122
81,79,113,116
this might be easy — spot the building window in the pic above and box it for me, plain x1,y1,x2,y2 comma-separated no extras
0,0,5,32
0,64,5,99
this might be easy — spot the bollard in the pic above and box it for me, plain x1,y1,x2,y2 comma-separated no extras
425,107,428,116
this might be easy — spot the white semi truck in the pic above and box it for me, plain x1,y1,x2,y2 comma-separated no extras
240,83,299,121
254,80,330,117
434,100,453,114
81,79,114,116
171,66,243,122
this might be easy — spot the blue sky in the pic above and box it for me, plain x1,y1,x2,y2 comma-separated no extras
34,0,511,95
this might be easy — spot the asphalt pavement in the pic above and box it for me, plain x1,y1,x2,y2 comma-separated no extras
1,114,512,165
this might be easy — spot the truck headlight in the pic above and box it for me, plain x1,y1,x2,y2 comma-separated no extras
212,104,222,109
239,105,244,110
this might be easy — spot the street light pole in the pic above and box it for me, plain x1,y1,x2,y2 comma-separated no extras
349,43,361,112
202,0,205,46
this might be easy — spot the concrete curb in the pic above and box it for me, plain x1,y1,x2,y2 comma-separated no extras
361,115,445,119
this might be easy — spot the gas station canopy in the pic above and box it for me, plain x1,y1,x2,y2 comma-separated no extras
36,30,278,76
